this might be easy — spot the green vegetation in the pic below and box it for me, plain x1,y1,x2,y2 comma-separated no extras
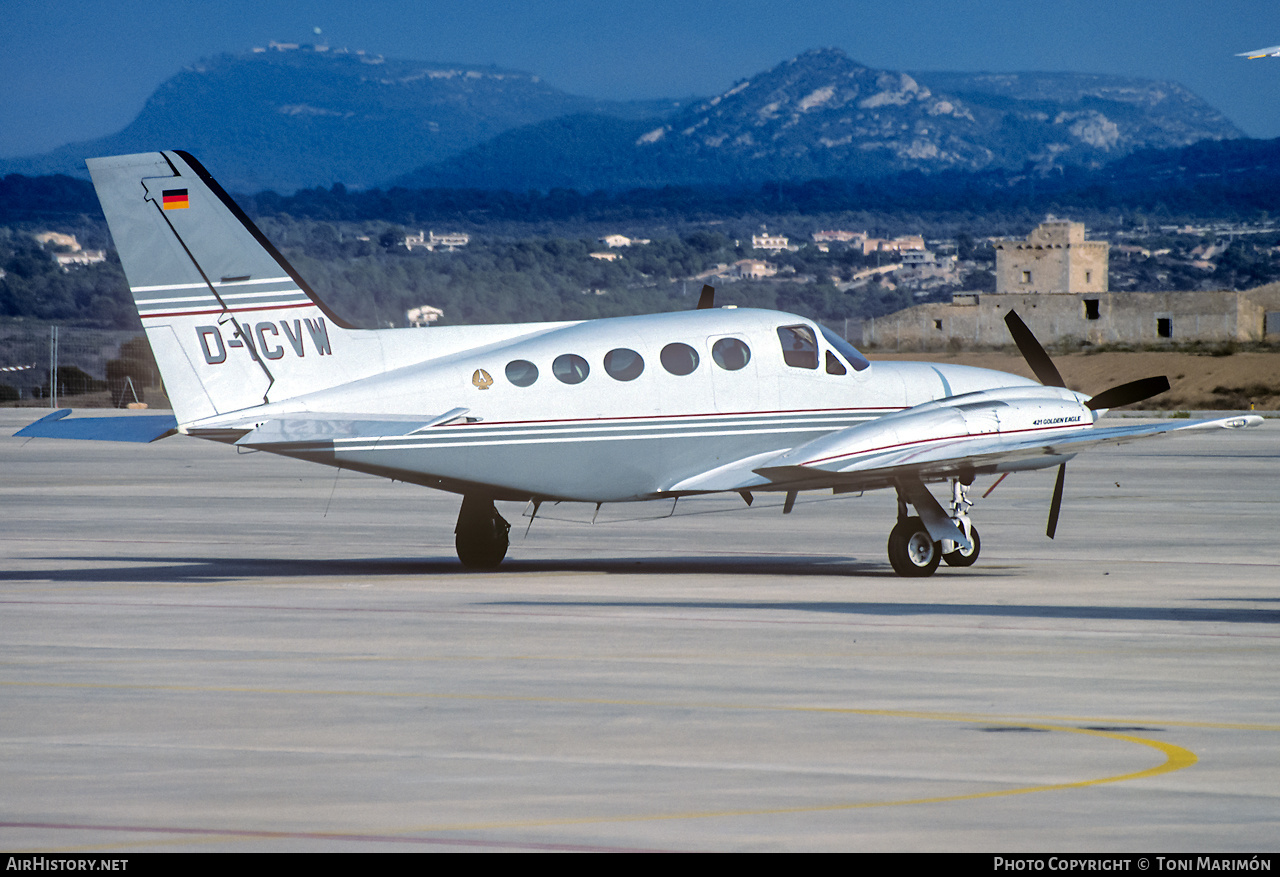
0,226,135,327
4,161,1280,333
220,217,944,329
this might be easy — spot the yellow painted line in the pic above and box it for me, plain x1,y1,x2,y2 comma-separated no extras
380,721,1198,834
0,677,1219,837
10,717,1202,843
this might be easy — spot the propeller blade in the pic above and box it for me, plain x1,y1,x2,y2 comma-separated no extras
1004,310,1066,388
697,284,715,309
1046,463,1067,539
1086,376,1171,411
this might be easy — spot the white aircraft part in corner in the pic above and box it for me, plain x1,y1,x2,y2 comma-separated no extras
16,151,1262,576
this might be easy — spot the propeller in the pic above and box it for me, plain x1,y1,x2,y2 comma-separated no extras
1046,463,1067,539
1085,376,1171,411
1003,310,1170,539
1004,310,1065,388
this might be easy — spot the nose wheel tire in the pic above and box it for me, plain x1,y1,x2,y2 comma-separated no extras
887,517,940,577
943,526,981,567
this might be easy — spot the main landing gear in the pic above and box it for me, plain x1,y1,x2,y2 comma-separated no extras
455,494,510,569
886,478,981,578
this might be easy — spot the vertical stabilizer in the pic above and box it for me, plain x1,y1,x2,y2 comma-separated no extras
86,151,363,425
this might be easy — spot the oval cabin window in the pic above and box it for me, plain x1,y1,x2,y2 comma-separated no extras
711,338,751,371
660,343,700,376
603,348,645,381
552,353,590,385
505,360,538,387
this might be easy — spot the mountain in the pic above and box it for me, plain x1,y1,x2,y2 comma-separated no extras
3,46,1244,194
0,44,681,193
399,48,1243,190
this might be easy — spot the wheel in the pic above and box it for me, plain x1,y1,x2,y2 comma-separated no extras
455,496,510,569
887,517,941,577
943,525,981,567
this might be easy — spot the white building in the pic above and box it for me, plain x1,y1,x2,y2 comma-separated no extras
405,231,470,252
598,234,650,248
406,305,444,327
752,232,789,251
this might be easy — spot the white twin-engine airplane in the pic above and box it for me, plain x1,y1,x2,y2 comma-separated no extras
18,151,1262,576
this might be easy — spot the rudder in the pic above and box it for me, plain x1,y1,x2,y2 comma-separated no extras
87,151,357,425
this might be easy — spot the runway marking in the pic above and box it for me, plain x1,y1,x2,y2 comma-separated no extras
0,677,1216,843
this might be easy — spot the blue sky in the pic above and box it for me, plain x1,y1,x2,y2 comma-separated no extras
3,0,1278,158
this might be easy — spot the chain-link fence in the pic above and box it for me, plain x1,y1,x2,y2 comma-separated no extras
0,325,168,409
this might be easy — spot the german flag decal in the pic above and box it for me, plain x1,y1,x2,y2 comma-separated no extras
162,188,189,210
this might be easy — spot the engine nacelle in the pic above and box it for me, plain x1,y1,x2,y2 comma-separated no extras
771,386,1094,474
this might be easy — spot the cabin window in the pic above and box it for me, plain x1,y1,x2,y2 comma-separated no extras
711,338,751,371
825,351,847,375
1084,298,1100,320
660,343,700,376
505,360,538,387
603,348,644,381
818,324,870,371
552,353,590,384
777,325,818,369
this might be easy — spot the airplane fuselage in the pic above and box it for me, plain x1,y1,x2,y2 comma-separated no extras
199,307,1041,502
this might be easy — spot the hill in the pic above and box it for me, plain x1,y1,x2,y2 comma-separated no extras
0,45,680,194
399,48,1242,190
2,46,1244,195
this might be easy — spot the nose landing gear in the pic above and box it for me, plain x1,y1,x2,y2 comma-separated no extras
887,477,981,577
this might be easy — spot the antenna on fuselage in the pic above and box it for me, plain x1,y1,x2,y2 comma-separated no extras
696,284,715,309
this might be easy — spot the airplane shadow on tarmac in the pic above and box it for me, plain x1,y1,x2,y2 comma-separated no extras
5,553,1279,624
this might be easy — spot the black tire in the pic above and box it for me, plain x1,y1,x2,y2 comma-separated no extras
887,517,941,577
943,526,981,567
455,497,510,569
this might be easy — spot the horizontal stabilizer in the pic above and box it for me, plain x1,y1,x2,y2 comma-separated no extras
15,409,178,443
235,414,455,448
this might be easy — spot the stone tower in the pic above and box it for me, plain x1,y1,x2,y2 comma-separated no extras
994,219,1108,294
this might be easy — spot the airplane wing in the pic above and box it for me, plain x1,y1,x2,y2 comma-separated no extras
752,413,1262,491
666,409,1262,495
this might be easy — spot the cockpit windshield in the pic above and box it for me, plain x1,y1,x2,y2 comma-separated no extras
818,324,870,371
